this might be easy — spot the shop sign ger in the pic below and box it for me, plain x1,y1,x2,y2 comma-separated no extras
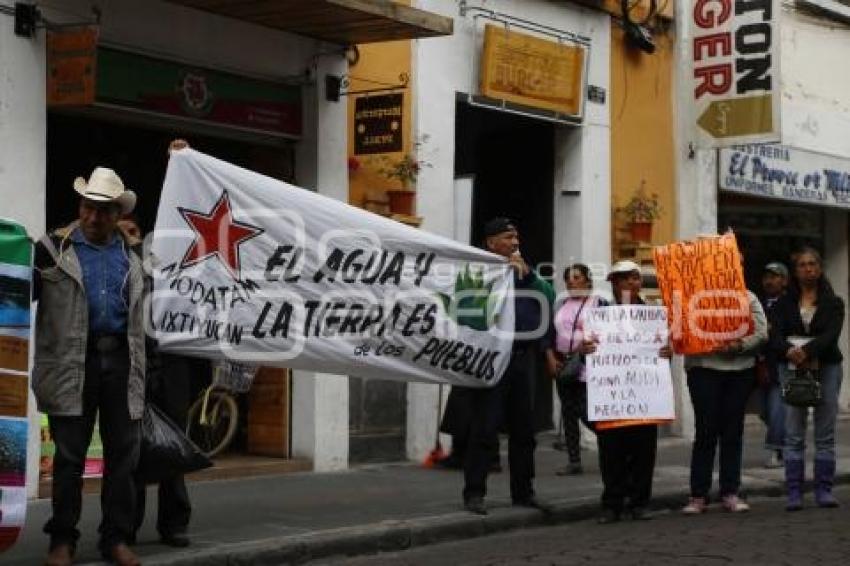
719,144,850,209
480,25,586,118
354,94,403,155
691,0,780,147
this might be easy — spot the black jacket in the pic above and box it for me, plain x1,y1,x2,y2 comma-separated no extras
769,288,845,364
759,294,784,382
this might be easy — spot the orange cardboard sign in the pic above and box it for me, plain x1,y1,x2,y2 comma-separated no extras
653,232,752,355
47,26,98,107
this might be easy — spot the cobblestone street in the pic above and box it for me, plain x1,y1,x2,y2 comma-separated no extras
326,487,850,566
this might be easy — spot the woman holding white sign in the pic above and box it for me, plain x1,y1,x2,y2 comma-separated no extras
583,261,672,524
770,247,844,511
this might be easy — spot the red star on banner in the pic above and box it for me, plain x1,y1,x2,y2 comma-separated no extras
178,191,263,280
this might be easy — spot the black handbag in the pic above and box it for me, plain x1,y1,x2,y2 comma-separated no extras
782,367,821,407
557,352,584,384
556,297,590,385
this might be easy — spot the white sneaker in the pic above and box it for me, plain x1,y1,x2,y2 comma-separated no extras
722,494,750,513
682,497,707,515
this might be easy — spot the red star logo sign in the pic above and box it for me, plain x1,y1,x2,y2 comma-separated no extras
178,191,263,280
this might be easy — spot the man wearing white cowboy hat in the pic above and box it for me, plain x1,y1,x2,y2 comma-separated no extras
33,167,145,566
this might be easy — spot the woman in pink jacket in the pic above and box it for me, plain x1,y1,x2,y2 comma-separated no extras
546,264,598,475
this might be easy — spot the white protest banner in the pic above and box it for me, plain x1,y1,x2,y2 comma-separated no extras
691,0,780,147
150,149,517,387
583,306,674,422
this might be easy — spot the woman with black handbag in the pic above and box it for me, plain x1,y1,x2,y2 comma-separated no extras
771,247,845,511
546,264,598,475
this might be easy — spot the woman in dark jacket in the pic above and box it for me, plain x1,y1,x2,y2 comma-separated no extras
770,247,845,510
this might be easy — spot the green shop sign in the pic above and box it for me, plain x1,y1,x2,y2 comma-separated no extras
96,48,302,137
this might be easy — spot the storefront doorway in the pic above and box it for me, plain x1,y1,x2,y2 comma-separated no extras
46,112,295,232
454,100,556,432
718,193,825,291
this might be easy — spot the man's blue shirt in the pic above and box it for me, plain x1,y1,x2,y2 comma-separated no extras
71,228,129,335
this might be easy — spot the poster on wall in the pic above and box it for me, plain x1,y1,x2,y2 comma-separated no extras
690,0,780,147
354,94,403,155
0,219,31,554
151,149,519,388
653,232,752,355
719,143,850,208
583,306,674,424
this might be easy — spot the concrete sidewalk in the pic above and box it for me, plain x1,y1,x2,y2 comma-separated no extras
5,419,850,565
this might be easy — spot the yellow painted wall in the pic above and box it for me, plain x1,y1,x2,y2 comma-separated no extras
610,25,676,255
347,16,413,209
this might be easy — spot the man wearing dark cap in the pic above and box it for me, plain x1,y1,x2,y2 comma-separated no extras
463,218,554,514
758,261,788,468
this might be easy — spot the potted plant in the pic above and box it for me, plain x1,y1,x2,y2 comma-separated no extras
372,136,431,216
620,181,662,242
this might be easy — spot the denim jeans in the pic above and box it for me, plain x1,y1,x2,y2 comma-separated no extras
44,342,141,552
759,380,786,451
781,362,843,462
687,367,755,498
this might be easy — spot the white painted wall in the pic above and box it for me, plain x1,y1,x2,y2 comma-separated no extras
0,10,47,499
780,10,850,160
407,0,611,459
292,53,351,470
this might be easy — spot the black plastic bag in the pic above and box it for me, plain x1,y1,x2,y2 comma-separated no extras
137,404,212,484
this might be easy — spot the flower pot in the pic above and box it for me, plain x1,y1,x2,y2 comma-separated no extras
629,221,653,242
387,190,415,216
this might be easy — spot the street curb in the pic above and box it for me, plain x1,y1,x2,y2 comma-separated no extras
139,472,850,566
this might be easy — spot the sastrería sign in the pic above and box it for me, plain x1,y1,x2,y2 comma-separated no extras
719,144,850,208
691,0,780,146
151,149,520,387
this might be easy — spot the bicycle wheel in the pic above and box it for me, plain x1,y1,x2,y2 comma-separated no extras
186,391,239,458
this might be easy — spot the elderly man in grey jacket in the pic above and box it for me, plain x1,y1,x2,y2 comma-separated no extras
33,167,145,566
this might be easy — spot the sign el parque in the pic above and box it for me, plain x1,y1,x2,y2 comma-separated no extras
691,0,780,147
